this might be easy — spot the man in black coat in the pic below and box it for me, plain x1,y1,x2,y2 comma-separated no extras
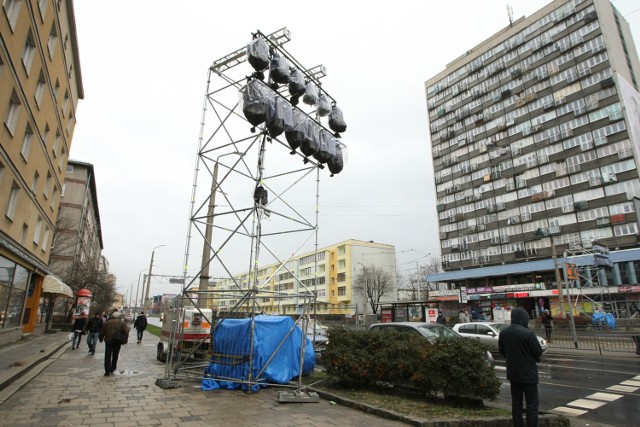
134,311,148,344
498,308,544,427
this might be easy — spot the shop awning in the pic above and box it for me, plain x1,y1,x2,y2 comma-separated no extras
42,275,74,298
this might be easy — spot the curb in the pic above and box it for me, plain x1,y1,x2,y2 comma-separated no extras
0,340,69,393
310,387,571,427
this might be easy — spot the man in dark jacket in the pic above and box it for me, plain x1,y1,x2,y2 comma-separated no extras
133,311,148,343
99,311,129,376
85,313,103,355
499,308,544,427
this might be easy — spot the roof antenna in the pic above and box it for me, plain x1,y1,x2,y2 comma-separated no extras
507,4,514,27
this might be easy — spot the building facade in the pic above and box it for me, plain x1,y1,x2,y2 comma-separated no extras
0,0,83,341
49,160,104,287
425,0,640,320
208,239,397,316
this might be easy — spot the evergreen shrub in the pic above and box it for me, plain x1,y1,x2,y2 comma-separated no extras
323,326,501,401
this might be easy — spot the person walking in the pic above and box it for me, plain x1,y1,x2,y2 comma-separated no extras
99,311,129,376
85,312,103,355
498,307,544,427
540,309,553,342
436,312,446,325
70,312,88,350
134,311,148,343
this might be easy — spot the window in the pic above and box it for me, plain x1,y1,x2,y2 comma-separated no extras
20,223,28,244
337,245,346,255
5,90,21,136
60,183,65,197
54,79,60,102
33,216,42,244
35,71,46,107
3,0,22,31
62,90,69,117
47,24,57,59
44,172,51,199
31,171,39,193
52,129,60,155
21,31,36,74
37,0,47,19
338,286,346,296
58,148,65,171
65,111,73,135
6,182,20,221
20,124,33,161
49,187,57,210
337,272,346,282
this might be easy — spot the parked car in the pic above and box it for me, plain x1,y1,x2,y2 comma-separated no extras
368,322,494,367
296,316,329,354
452,322,547,353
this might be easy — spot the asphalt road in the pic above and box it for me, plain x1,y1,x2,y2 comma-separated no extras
493,351,640,427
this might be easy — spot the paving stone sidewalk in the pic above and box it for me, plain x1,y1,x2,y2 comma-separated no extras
0,330,407,427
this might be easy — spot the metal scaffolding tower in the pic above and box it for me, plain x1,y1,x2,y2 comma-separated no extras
157,29,345,399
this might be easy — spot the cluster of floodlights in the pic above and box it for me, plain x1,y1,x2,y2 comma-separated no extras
241,36,346,177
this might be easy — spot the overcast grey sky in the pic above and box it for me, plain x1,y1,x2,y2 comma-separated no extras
70,1,640,298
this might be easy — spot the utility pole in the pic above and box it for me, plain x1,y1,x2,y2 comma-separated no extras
198,162,219,308
550,234,566,319
144,245,166,313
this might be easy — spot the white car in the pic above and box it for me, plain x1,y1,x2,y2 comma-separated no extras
452,322,547,353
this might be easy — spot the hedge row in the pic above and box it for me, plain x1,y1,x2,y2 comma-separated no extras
322,327,501,401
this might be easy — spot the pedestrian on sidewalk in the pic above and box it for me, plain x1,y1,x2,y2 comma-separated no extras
85,312,103,355
71,312,88,350
99,311,129,376
134,311,148,343
499,307,544,427
540,309,553,342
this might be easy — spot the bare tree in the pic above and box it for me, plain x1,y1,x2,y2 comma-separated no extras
353,266,394,314
406,270,421,300
61,261,115,313
50,212,114,312
423,257,443,291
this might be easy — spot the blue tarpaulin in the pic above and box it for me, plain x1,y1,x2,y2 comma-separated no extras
202,315,315,391
592,312,617,329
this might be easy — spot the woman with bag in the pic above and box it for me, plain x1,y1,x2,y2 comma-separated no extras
99,311,129,376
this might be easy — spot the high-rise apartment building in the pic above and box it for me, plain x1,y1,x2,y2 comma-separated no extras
0,0,83,340
425,0,640,318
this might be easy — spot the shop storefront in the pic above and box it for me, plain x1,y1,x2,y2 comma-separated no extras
0,251,74,344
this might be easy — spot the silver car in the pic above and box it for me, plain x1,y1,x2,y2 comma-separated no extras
368,322,495,367
452,322,547,352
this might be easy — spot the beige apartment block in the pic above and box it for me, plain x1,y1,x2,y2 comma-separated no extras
209,239,397,316
49,160,103,279
0,0,83,341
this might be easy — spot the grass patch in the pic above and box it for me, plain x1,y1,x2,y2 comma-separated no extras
146,324,161,337
303,370,509,420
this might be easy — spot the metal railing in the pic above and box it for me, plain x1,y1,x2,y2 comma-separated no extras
531,322,640,355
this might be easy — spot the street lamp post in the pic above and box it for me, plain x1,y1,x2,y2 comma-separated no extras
356,261,368,319
144,245,166,314
134,269,147,317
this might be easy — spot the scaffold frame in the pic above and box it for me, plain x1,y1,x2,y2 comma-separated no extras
158,28,344,398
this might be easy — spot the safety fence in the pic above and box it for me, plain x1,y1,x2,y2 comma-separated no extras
531,323,640,355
